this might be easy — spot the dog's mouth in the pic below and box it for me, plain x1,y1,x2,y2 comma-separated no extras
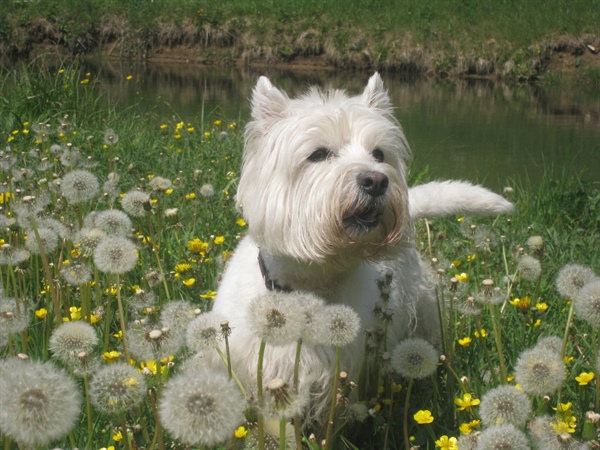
343,205,383,233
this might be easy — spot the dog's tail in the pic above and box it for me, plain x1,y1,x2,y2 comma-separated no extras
409,180,514,220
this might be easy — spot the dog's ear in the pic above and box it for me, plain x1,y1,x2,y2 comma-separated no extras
251,76,289,121
362,72,392,111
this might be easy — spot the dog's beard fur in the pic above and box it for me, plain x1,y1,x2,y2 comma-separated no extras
237,75,411,267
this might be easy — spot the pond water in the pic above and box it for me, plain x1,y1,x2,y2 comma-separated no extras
91,60,600,190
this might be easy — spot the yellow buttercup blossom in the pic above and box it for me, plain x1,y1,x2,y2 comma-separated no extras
112,431,123,442
199,290,217,300
234,426,248,438
69,306,82,321
455,272,469,282
435,435,458,449
474,328,487,338
236,217,247,227
185,192,196,200
459,420,481,434
188,238,209,253
35,308,48,319
458,337,472,347
102,351,121,362
214,236,225,245
454,393,480,412
551,420,576,434
536,302,548,311
182,278,196,287
414,410,434,424
575,372,595,386
113,330,123,339
140,360,157,375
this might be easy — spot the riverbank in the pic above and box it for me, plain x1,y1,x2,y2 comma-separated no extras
2,0,600,86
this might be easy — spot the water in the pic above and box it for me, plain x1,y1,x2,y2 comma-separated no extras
92,60,600,190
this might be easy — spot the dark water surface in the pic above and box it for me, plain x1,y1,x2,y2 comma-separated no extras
93,60,600,190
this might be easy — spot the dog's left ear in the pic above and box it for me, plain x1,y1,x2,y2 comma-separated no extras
362,72,392,110
251,76,289,122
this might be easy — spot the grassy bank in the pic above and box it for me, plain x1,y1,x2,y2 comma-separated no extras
0,64,599,449
1,0,600,83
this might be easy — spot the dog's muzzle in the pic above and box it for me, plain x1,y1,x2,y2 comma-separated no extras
342,171,389,233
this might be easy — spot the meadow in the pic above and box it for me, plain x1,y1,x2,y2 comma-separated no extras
0,63,599,450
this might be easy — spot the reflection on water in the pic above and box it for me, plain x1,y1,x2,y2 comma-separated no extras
90,60,600,188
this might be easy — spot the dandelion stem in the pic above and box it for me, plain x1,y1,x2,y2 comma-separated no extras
31,217,61,324
293,339,304,450
120,414,131,450
324,346,342,450
561,300,575,361
279,418,287,450
149,388,166,450
257,339,267,450
114,273,131,363
83,374,93,437
383,385,396,450
402,377,414,450
488,304,508,383
214,345,247,397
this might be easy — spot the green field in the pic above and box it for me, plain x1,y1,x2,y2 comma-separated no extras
2,0,600,82
0,63,599,449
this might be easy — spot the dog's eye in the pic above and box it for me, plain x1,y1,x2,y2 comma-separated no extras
308,147,332,162
372,148,385,163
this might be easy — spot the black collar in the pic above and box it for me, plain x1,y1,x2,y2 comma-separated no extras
257,251,293,293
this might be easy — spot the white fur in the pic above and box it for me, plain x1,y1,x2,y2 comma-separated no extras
205,73,512,424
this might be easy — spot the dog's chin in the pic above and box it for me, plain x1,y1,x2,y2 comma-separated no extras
343,205,383,236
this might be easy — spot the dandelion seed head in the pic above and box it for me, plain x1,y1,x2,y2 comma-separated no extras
0,244,30,266
93,236,138,274
200,183,215,197
535,335,563,354
0,360,81,447
60,169,99,204
391,337,438,379
556,264,597,299
249,292,304,345
127,321,184,361
479,385,532,427
148,176,172,192
74,227,106,256
323,304,361,347
514,347,566,396
160,300,197,336
186,311,224,352
0,297,29,334
94,209,132,236
49,321,98,367
526,235,544,252
121,190,151,217
518,255,542,282
89,362,146,415
103,128,119,145
25,226,59,255
574,279,600,328
158,368,245,447
60,262,92,285
474,423,529,450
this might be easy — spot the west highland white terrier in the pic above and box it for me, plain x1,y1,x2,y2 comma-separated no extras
209,73,513,427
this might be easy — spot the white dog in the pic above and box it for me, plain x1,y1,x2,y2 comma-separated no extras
210,73,513,424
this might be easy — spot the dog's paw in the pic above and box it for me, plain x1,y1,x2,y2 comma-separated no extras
409,180,514,220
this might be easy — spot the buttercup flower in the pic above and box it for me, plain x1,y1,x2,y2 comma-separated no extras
414,409,434,424
575,371,595,386
391,337,439,379
435,435,457,449
454,392,480,412
159,368,245,447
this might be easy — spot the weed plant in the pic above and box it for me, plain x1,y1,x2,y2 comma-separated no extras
0,63,599,450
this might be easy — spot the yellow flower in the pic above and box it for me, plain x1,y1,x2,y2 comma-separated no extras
451,260,462,268
575,371,595,386
126,75,133,80
35,308,48,319
102,351,121,362
160,124,168,129
90,314,101,324
112,431,123,442
236,217,247,227
474,328,487,338
435,435,458,449
234,426,248,438
214,236,225,245
458,337,472,347
204,131,211,138
175,263,192,273
551,419,576,434
466,254,476,262
185,192,196,200
187,127,195,132
200,290,217,300
392,383,402,393
188,238,209,253
457,216,465,222
414,409,434,424
535,302,548,312
510,296,531,312
140,360,157,375
69,306,82,321
113,330,123,339
459,420,481,434
99,447,115,450
214,120,222,126
455,272,469,282
553,402,572,413
80,78,90,85
564,356,574,363
182,278,196,287
454,393,480,412
165,188,173,195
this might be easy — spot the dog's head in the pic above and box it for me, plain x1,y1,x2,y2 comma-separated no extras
237,73,410,265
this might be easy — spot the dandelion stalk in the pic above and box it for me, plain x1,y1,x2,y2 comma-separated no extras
31,217,61,324
120,414,131,450
402,377,414,450
561,300,576,361
214,345,247,397
257,339,267,450
293,339,304,450
488,304,508,383
114,273,131,362
324,346,342,450
83,374,94,437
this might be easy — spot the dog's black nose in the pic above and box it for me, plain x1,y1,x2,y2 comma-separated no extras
357,171,389,197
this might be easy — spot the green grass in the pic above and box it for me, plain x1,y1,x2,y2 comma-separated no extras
2,0,600,80
0,62,599,449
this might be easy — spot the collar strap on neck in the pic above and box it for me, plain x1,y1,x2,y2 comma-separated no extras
258,251,293,293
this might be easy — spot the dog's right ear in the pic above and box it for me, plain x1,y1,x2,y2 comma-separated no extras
251,76,289,122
